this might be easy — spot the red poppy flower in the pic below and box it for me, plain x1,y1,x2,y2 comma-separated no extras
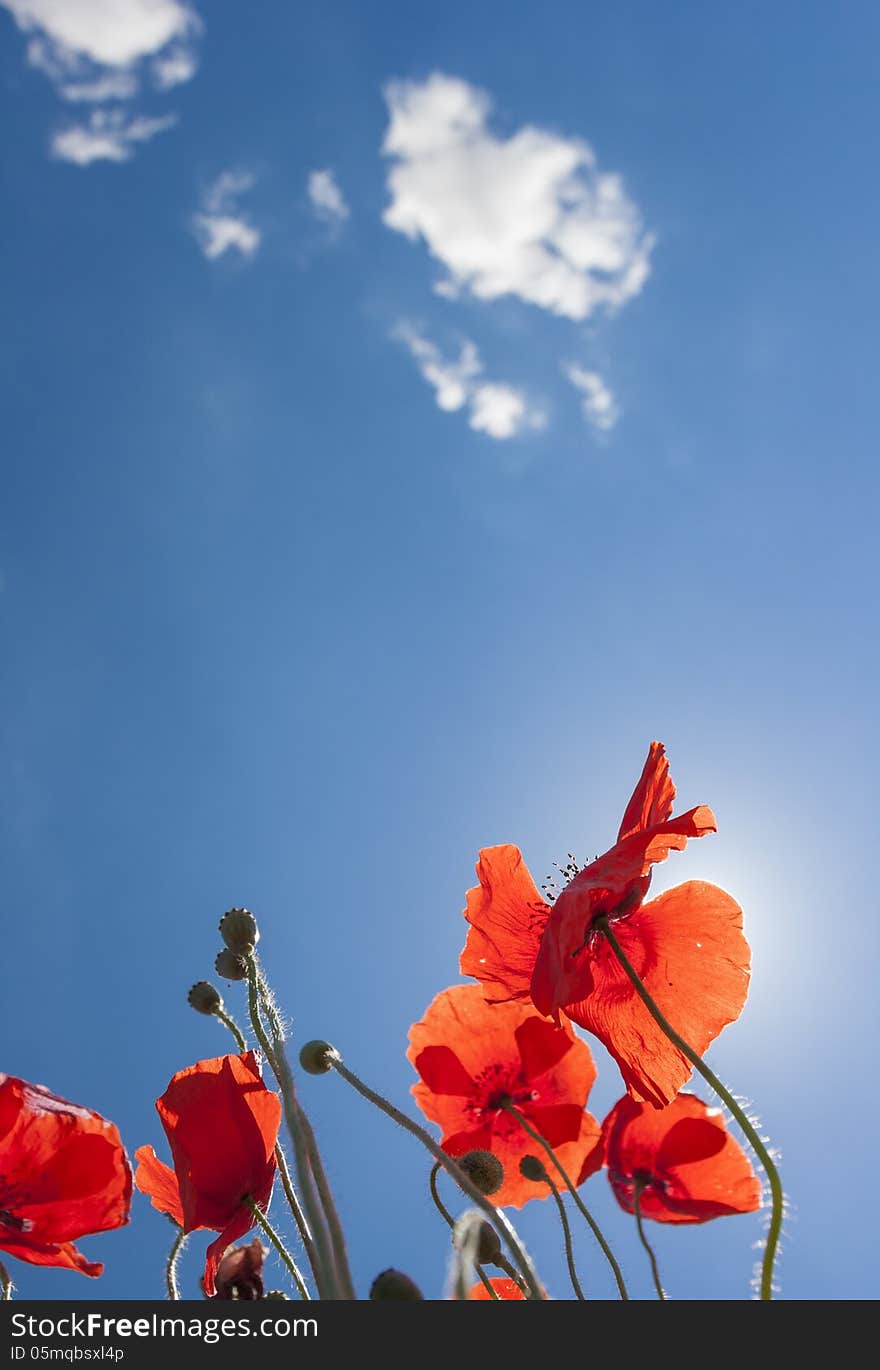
461,742,750,1106
134,1052,281,1295
0,1074,131,1278
601,1093,761,1223
469,1277,526,1300
408,985,601,1209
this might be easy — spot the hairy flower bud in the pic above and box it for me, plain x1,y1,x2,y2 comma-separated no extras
218,908,259,956
457,1150,504,1196
215,949,248,982
188,981,223,1015
369,1269,423,1300
454,1219,500,1266
299,1040,334,1075
519,1154,547,1183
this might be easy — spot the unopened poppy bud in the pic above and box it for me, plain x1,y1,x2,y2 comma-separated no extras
457,1150,504,1196
299,1040,334,1075
369,1269,423,1300
519,1154,547,1183
215,949,248,982
219,908,259,956
188,981,223,1015
264,1291,289,1300
454,1219,500,1266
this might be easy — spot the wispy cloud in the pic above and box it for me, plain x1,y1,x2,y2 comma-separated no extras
382,73,652,322
2,1,202,159
59,71,138,103
395,325,545,441
51,109,176,165
307,169,350,226
151,44,198,90
192,171,261,261
564,363,620,433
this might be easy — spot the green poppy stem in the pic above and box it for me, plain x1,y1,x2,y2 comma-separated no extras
0,1259,12,1301
502,1102,630,1301
546,1176,586,1300
214,1007,247,1052
323,1047,546,1300
243,1197,311,1300
429,1163,498,1300
595,914,783,1301
250,961,356,1301
165,1226,187,1300
633,1181,666,1300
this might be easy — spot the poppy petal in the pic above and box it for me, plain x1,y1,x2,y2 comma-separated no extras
602,1093,760,1224
617,741,676,841
566,881,750,1106
514,1016,574,1080
203,1206,255,1297
522,1103,585,1147
156,1053,280,1234
460,846,551,1005
134,1145,185,1228
484,1115,603,1209
0,1232,103,1277
468,1277,526,1300
412,1047,476,1098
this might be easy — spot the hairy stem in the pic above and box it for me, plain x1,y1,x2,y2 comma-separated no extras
502,1102,629,1301
633,1180,666,1301
546,1176,586,1301
244,960,338,1298
0,1259,12,1301
429,1163,498,1300
165,1226,187,1300
596,914,783,1301
252,963,356,1301
243,1197,311,1300
325,1049,545,1300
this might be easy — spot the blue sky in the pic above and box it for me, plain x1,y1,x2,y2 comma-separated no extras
1,0,878,1301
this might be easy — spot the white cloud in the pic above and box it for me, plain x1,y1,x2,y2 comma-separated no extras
307,169,350,225
396,325,545,441
382,73,652,322
192,171,261,260
151,43,197,89
3,1,197,68
59,70,138,102
50,109,175,163
564,363,620,433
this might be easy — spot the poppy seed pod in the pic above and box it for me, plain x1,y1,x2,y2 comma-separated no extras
519,1154,547,1183
218,908,259,956
299,1040,334,1075
457,1150,505,1197
369,1269,423,1300
188,981,223,1015
215,949,248,982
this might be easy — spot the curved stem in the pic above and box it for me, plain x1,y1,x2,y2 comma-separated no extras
243,1197,311,1300
633,1181,666,1301
0,1258,12,1300
214,1007,247,1052
165,1226,187,1300
596,915,783,1301
502,1102,629,1301
326,1050,545,1300
429,1163,498,1300
546,1176,586,1300
494,1253,528,1294
244,961,338,1299
252,962,356,1301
